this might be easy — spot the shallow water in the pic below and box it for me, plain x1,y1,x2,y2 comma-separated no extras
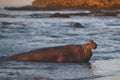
0,9,120,80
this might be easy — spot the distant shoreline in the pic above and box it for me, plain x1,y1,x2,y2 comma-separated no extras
4,5,120,11
3,6,120,17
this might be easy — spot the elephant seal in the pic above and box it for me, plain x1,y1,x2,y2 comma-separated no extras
68,21,84,28
8,40,97,63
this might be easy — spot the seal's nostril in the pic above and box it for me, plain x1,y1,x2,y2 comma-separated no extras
94,43,97,49
87,43,89,46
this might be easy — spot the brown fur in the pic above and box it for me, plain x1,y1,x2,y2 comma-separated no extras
68,21,84,28
8,40,97,62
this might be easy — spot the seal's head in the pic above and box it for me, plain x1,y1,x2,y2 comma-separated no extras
87,40,97,49
68,21,74,25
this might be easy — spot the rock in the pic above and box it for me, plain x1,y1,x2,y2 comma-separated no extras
4,6,41,11
91,11,117,16
8,40,97,63
52,13,69,18
32,0,120,9
4,0,120,11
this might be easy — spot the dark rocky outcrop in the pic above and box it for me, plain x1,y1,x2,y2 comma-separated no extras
32,0,120,10
4,0,120,11
52,13,70,18
4,5,41,11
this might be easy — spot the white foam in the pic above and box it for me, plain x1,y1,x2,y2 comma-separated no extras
104,26,120,29
89,23,107,27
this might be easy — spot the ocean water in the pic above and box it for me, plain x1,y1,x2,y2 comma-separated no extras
0,9,120,80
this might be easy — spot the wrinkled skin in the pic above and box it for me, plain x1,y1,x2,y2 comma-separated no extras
8,40,97,63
